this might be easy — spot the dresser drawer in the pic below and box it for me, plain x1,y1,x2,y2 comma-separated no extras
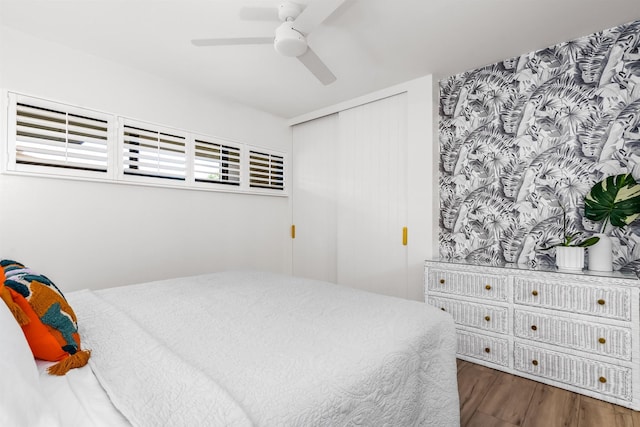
514,342,632,401
514,310,632,360
457,330,509,367
513,278,631,321
429,296,508,334
428,268,507,302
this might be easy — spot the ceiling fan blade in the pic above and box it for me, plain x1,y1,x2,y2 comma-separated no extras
239,6,279,21
191,37,273,47
292,0,346,35
297,47,336,85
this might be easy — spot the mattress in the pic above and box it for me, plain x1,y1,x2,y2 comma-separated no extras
63,270,459,426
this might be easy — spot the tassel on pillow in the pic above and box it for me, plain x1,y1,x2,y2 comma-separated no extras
0,260,91,375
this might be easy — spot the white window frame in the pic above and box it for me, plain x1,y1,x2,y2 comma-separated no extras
118,117,190,187
247,147,286,192
191,133,243,191
4,92,287,197
7,92,117,181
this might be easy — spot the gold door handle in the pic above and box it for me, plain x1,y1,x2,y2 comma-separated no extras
291,224,296,239
402,227,408,246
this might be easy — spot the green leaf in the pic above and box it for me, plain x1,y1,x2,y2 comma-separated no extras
584,174,640,230
577,236,600,247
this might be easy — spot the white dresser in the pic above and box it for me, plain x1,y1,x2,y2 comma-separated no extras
424,259,640,410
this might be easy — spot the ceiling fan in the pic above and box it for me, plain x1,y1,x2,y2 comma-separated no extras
191,0,345,85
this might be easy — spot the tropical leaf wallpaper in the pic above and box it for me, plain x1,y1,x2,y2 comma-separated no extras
439,19,640,271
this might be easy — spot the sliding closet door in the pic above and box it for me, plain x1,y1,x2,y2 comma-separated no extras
291,114,339,282
337,93,408,296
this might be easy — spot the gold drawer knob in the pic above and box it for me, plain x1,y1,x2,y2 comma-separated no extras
485,285,492,290
532,290,538,296
484,347,491,353
599,337,606,344
597,299,605,305
599,377,607,383
439,278,445,284
532,360,538,366
484,315,491,322
531,325,537,331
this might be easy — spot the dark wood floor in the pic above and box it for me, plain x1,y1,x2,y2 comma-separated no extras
457,359,640,427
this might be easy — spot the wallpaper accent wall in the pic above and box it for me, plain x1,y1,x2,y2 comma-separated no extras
439,19,640,270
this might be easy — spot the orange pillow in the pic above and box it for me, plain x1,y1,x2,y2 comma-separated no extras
0,260,90,375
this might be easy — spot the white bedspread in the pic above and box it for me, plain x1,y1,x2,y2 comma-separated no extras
69,271,459,426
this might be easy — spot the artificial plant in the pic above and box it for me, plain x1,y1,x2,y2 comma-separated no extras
584,173,640,233
543,204,599,249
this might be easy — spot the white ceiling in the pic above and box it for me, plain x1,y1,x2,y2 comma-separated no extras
2,0,640,119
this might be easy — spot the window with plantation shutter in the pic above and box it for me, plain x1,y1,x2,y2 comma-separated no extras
6,92,287,196
194,137,241,186
13,97,110,173
249,150,284,190
122,121,186,181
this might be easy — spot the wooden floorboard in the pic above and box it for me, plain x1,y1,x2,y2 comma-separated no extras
522,383,579,427
457,359,634,427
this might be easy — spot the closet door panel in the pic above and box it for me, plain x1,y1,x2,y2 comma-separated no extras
291,114,339,282
337,93,408,297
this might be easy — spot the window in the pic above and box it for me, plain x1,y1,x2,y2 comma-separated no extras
121,121,186,181
6,93,286,195
10,94,111,175
194,137,241,186
249,150,284,190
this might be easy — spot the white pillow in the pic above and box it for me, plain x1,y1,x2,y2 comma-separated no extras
0,297,38,386
0,299,61,426
0,358,61,427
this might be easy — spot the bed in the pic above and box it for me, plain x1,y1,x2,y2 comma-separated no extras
1,270,460,426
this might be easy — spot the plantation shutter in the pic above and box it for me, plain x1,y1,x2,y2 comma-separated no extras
14,101,109,172
194,138,241,185
249,150,284,190
122,122,186,180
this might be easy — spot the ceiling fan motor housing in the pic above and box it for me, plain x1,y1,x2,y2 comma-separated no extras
274,22,307,57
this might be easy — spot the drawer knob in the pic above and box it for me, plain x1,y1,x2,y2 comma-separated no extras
484,347,491,353
599,337,606,344
439,278,445,284
531,325,537,331
532,290,538,296
484,315,491,322
597,299,605,305
440,307,446,311
485,285,492,290
599,376,607,384
532,360,538,366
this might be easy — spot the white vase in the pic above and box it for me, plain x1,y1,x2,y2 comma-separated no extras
588,233,613,272
555,246,584,271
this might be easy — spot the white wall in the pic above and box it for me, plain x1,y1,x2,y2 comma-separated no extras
0,26,292,291
288,75,436,301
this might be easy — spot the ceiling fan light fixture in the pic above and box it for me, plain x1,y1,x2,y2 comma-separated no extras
274,22,307,57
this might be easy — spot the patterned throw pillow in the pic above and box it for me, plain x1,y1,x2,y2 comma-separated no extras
0,260,90,375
